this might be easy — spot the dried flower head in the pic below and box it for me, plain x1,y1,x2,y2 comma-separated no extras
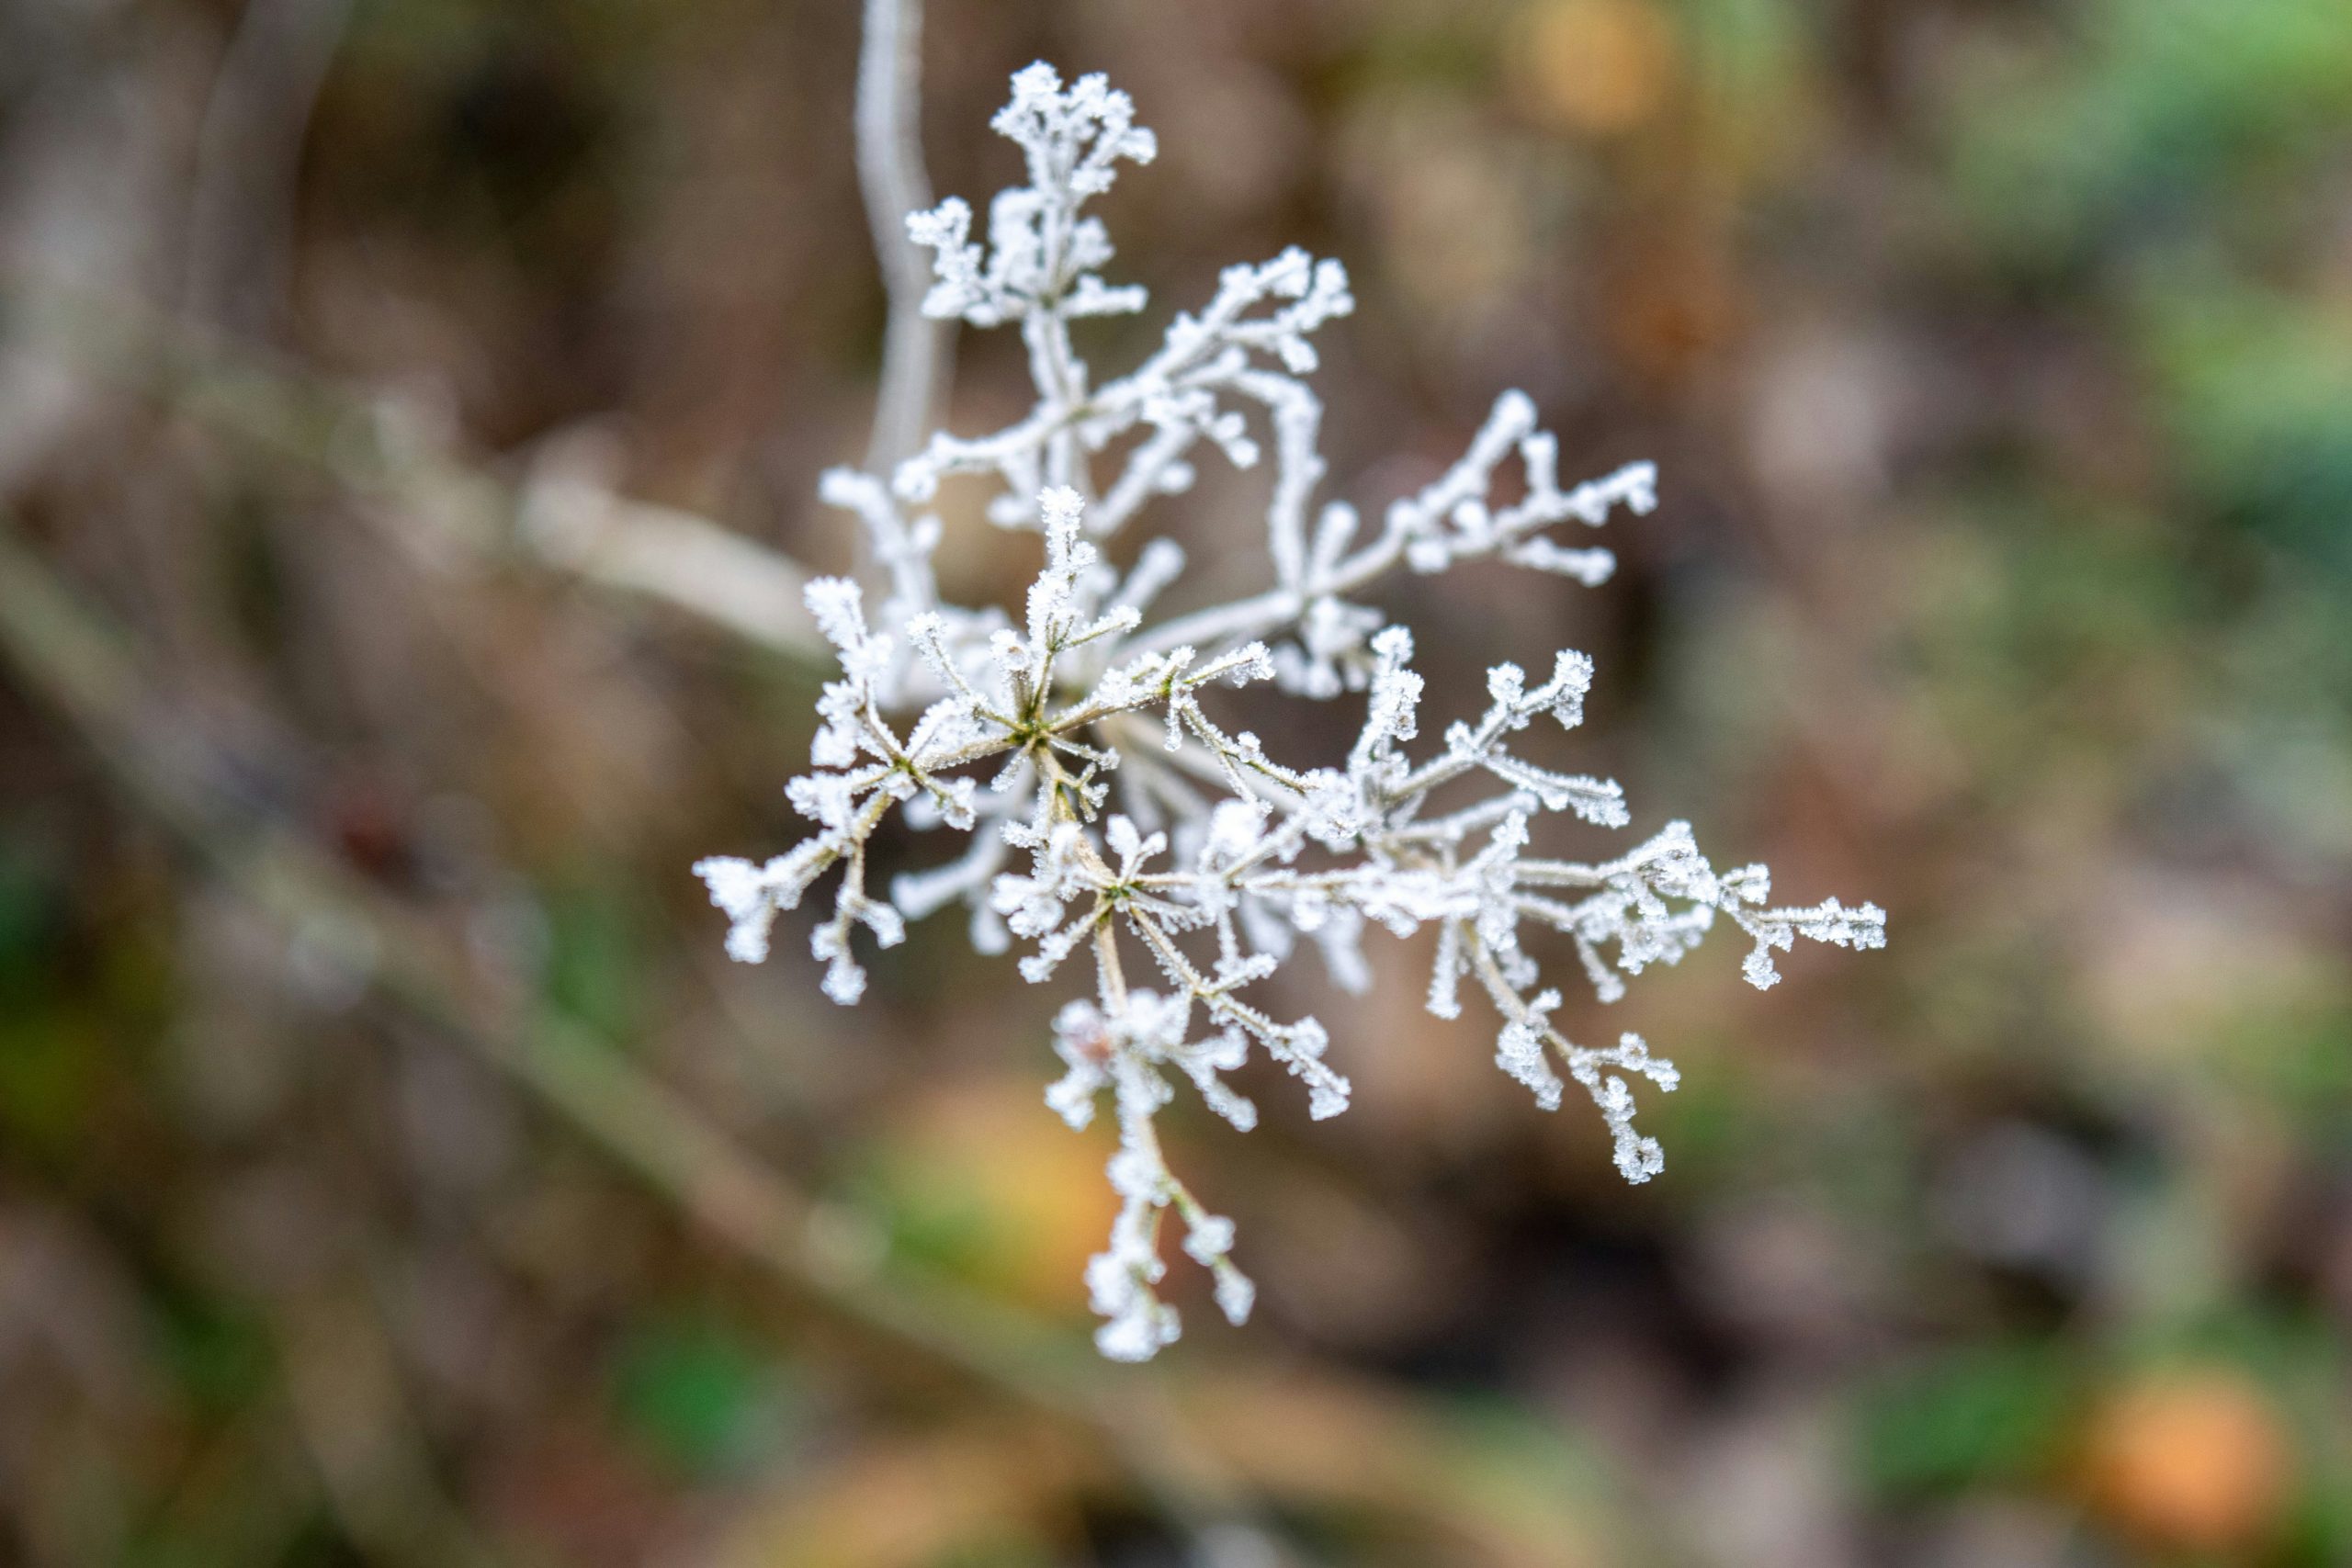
697,62,1884,1360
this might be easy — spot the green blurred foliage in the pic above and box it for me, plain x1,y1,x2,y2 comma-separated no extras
1853,1338,2079,1499
607,1311,802,1483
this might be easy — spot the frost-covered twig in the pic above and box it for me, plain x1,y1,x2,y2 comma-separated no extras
698,64,1884,1360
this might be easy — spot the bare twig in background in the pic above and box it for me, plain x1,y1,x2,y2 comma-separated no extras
855,0,952,479
184,0,356,333
517,428,818,655
0,37,181,489
0,279,828,656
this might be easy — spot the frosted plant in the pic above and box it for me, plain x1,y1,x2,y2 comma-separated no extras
696,62,1884,1360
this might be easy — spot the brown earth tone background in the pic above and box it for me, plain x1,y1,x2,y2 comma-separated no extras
2,0,2349,1563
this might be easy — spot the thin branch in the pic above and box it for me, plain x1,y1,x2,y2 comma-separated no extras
184,0,356,333
518,432,816,654
0,279,827,657
855,0,951,478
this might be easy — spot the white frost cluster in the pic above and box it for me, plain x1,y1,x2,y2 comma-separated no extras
695,63,1884,1360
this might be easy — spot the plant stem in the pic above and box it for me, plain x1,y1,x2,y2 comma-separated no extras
856,0,951,479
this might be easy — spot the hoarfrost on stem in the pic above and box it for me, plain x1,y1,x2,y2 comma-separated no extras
696,62,1885,1359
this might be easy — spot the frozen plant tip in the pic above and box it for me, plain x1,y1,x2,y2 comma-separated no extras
695,63,1884,1361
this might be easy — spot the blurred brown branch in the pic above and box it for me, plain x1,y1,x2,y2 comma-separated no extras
0,277,826,658
183,0,355,334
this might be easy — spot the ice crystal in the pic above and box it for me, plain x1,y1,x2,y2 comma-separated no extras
697,62,1885,1359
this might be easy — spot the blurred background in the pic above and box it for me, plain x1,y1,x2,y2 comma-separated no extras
3,0,2349,1562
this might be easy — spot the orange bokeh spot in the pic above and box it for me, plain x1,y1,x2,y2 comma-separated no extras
2079,1370,2293,1554
1514,0,1679,137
